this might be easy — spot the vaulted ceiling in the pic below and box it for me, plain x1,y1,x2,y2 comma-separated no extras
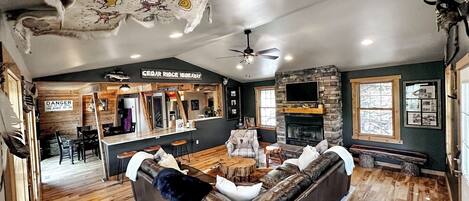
1,0,444,82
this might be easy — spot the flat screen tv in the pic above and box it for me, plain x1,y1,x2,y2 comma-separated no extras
286,82,319,102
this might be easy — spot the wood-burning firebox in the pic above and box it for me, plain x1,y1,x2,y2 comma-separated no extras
285,115,324,146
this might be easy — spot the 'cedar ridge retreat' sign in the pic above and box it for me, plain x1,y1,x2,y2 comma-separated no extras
141,69,202,80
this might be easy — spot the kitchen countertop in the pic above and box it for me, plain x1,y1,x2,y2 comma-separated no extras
101,127,197,146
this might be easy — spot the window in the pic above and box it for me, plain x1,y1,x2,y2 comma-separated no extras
351,75,401,143
255,87,276,129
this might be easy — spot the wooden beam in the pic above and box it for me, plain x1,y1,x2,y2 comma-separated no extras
92,92,108,180
175,91,188,123
79,94,84,127
139,92,154,131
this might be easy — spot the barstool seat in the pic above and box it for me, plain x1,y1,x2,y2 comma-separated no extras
171,140,190,162
144,145,161,153
171,140,188,146
117,151,137,159
117,150,137,184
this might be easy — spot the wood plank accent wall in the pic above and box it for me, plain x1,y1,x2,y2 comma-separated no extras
38,90,117,137
38,90,81,136
83,91,117,127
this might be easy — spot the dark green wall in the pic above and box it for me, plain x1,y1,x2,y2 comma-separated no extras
241,80,277,143
342,61,446,171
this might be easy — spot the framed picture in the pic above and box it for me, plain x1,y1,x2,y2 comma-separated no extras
226,86,241,120
404,80,441,129
191,100,199,110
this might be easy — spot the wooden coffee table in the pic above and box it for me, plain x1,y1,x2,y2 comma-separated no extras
219,157,256,182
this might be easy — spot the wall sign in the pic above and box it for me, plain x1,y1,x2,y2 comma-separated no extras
141,69,202,80
45,100,73,112
404,80,441,129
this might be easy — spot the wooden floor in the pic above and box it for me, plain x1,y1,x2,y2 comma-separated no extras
41,145,450,201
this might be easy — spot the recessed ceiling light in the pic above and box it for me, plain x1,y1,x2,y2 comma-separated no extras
361,39,374,46
236,64,243,70
169,32,183,39
130,54,141,59
284,55,293,61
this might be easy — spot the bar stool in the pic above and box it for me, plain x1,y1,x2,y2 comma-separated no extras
116,150,137,184
143,145,161,154
171,140,190,162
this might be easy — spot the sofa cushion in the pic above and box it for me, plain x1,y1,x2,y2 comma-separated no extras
237,137,252,149
253,174,312,201
140,159,166,178
231,148,256,158
259,163,300,189
302,152,340,181
153,168,212,201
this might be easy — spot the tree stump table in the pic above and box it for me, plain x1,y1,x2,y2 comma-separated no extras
219,157,256,182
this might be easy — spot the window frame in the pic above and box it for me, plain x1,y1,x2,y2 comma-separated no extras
351,75,402,144
255,86,276,130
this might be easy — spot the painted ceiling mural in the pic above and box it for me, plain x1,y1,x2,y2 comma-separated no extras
8,0,211,54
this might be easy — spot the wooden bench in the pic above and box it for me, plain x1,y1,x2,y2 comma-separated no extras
349,144,427,176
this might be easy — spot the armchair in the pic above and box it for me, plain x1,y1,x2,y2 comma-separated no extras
226,129,259,160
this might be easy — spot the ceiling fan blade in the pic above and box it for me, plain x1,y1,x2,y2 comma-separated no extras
256,48,280,55
259,55,279,60
215,55,242,59
229,49,245,54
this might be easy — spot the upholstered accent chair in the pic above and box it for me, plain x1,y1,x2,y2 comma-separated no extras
225,129,259,160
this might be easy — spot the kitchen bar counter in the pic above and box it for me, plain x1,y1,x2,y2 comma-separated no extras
101,127,197,146
101,127,196,178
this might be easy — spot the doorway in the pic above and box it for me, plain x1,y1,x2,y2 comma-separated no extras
458,55,469,201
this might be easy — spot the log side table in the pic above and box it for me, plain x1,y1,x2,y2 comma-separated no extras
265,145,284,168
219,157,256,182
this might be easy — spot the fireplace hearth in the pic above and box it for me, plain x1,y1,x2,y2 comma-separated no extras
285,115,324,146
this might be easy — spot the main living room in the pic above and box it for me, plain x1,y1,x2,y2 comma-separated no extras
0,0,468,201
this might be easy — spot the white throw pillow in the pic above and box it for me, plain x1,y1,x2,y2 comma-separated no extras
215,176,262,201
157,154,188,174
153,148,167,161
283,158,299,166
298,145,320,171
315,140,329,154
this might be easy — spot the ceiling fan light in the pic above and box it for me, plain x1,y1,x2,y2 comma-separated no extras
247,56,254,63
120,84,131,91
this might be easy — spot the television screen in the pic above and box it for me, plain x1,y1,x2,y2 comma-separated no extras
286,82,319,102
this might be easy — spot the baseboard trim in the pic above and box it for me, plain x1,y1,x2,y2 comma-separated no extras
353,157,446,176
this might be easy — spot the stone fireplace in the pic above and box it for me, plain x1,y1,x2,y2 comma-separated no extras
275,66,343,145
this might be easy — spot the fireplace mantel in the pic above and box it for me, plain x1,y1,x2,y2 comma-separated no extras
280,106,325,115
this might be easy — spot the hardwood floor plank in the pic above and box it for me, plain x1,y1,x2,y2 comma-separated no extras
41,145,450,201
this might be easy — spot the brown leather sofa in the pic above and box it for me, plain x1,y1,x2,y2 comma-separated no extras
131,152,351,201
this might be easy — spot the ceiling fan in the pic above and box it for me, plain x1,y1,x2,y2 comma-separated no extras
217,29,280,64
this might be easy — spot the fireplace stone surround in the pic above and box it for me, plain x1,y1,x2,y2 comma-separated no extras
275,66,343,145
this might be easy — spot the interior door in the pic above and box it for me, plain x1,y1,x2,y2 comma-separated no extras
457,54,469,201
5,69,29,201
